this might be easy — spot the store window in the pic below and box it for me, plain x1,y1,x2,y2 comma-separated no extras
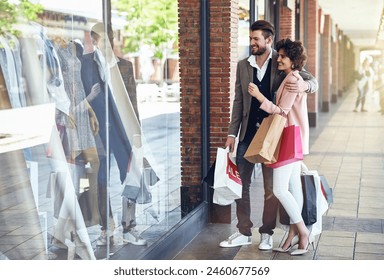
0,0,180,260
238,0,265,60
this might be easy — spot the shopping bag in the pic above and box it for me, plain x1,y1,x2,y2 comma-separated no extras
277,175,318,226
121,146,158,204
301,163,329,236
122,164,155,204
266,125,303,168
202,160,216,186
212,147,242,205
301,174,317,225
122,181,152,204
78,187,100,227
244,114,286,163
320,175,334,204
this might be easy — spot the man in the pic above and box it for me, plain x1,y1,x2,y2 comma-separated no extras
219,20,318,250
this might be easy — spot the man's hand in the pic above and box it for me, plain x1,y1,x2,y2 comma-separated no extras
225,136,236,153
285,79,308,93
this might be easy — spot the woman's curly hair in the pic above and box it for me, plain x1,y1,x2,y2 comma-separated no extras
275,38,307,71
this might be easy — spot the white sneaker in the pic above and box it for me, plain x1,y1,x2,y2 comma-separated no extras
258,233,273,250
123,228,147,246
219,231,252,248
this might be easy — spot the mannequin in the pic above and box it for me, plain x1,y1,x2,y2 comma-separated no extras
76,22,149,246
53,36,101,226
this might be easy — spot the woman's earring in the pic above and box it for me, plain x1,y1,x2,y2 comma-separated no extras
291,64,295,69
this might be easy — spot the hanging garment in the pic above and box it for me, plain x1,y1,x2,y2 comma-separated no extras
0,35,23,108
78,47,132,184
54,41,97,154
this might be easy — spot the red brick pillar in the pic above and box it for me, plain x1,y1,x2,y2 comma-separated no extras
279,2,295,39
209,0,239,223
178,0,203,216
331,25,339,103
338,30,345,97
209,0,237,160
178,0,238,221
305,0,319,127
321,14,332,112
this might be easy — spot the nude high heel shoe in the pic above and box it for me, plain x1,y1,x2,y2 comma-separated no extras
273,235,299,253
290,234,315,256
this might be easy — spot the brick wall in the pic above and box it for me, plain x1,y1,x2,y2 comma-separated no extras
179,0,202,186
179,0,237,188
306,0,319,126
331,24,339,103
338,31,345,95
209,0,239,163
279,3,295,39
321,14,331,112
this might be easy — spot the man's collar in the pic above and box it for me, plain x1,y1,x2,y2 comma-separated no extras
248,49,272,68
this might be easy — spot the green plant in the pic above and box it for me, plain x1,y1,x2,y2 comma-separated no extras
0,0,43,36
114,0,178,60
0,0,17,36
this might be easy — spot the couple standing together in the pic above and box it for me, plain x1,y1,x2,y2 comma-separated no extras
220,20,318,255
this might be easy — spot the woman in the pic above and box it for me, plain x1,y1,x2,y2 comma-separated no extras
353,56,373,112
248,38,314,255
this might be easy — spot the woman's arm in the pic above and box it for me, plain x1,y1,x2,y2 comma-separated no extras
248,82,282,114
249,73,303,116
277,76,302,115
248,82,265,103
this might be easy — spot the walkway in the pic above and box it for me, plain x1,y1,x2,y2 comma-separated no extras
174,84,384,260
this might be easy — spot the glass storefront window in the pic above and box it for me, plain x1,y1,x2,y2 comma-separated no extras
239,0,251,60
0,0,180,260
238,0,266,60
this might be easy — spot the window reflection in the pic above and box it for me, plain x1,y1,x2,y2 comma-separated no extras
0,0,181,260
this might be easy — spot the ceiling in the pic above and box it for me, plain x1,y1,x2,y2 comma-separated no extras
318,0,384,49
32,0,384,50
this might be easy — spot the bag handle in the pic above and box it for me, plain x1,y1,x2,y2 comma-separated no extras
275,78,296,119
301,162,309,172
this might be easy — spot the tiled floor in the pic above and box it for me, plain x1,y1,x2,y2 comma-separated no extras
175,85,384,260
0,103,183,260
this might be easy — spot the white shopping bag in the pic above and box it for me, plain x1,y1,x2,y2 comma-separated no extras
301,163,329,236
212,147,242,205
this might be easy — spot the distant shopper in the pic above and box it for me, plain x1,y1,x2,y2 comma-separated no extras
353,56,374,112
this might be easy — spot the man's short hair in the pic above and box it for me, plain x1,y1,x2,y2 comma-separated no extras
250,20,275,39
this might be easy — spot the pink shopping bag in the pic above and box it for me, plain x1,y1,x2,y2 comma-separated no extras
266,125,303,168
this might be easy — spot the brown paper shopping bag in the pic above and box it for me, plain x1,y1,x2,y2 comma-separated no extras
244,114,286,163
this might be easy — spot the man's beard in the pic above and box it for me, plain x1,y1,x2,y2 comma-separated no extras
251,45,267,56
